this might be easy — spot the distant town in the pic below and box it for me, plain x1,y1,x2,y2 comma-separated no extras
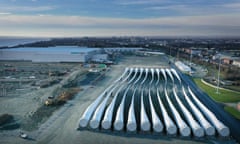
2,37,239,89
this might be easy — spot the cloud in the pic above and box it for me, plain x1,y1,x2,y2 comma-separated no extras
146,4,186,10
222,2,240,9
0,5,56,12
0,14,240,37
2,25,240,38
115,0,166,5
1,14,240,27
145,2,240,16
0,12,11,15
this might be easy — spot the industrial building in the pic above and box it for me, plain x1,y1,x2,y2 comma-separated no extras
0,46,100,63
0,46,142,63
104,47,143,52
175,61,191,73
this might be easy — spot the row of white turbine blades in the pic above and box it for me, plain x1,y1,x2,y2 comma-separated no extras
78,67,230,138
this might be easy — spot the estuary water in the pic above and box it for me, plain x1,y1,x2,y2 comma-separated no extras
0,37,48,47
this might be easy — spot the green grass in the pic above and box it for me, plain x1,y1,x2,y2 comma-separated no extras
224,106,240,120
224,85,240,93
194,79,240,103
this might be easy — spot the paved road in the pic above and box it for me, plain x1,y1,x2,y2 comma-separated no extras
173,64,240,143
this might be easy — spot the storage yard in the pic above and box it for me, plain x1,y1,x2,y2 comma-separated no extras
79,67,229,138
0,61,88,130
0,53,238,144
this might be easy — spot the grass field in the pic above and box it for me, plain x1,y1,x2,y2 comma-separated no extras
194,79,240,103
224,106,240,120
194,78,240,120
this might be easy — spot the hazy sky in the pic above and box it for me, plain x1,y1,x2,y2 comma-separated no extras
0,0,240,37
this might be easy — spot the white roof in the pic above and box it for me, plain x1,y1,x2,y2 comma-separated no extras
2,46,100,54
175,61,191,72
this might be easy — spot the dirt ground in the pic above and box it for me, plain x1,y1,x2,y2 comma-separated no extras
0,55,236,144
0,62,87,130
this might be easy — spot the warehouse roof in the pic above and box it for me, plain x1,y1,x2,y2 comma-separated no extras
175,61,191,73
2,46,100,54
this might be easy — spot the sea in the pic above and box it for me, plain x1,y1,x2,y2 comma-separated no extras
0,37,49,47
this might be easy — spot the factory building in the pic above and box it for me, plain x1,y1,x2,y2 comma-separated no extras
175,61,191,73
91,54,109,63
104,47,143,52
0,46,100,63
0,46,142,63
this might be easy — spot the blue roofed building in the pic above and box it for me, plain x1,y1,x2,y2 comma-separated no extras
0,46,100,63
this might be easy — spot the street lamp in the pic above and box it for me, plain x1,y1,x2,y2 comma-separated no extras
216,54,221,94
169,46,172,57
189,48,192,75
168,47,172,64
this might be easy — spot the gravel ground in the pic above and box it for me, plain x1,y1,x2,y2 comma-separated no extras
0,55,236,144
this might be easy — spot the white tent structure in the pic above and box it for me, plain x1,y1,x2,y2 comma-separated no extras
173,88,204,137
101,85,125,129
114,86,130,131
128,68,139,84
127,89,137,132
150,68,155,84
160,69,167,85
114,67,129,84
148,89,163,132
155,68,160,86
140,90,151,131
122,68,134,83
164,89,190,136
141,68,149,84
188,87,230,137
134,68,143,84
157,88,177,135
165,69,174,83
170,68,181,83
78,67,230,139
182,87,215,136
79,84,114,128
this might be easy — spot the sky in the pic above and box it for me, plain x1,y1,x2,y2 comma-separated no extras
0,0,240,37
